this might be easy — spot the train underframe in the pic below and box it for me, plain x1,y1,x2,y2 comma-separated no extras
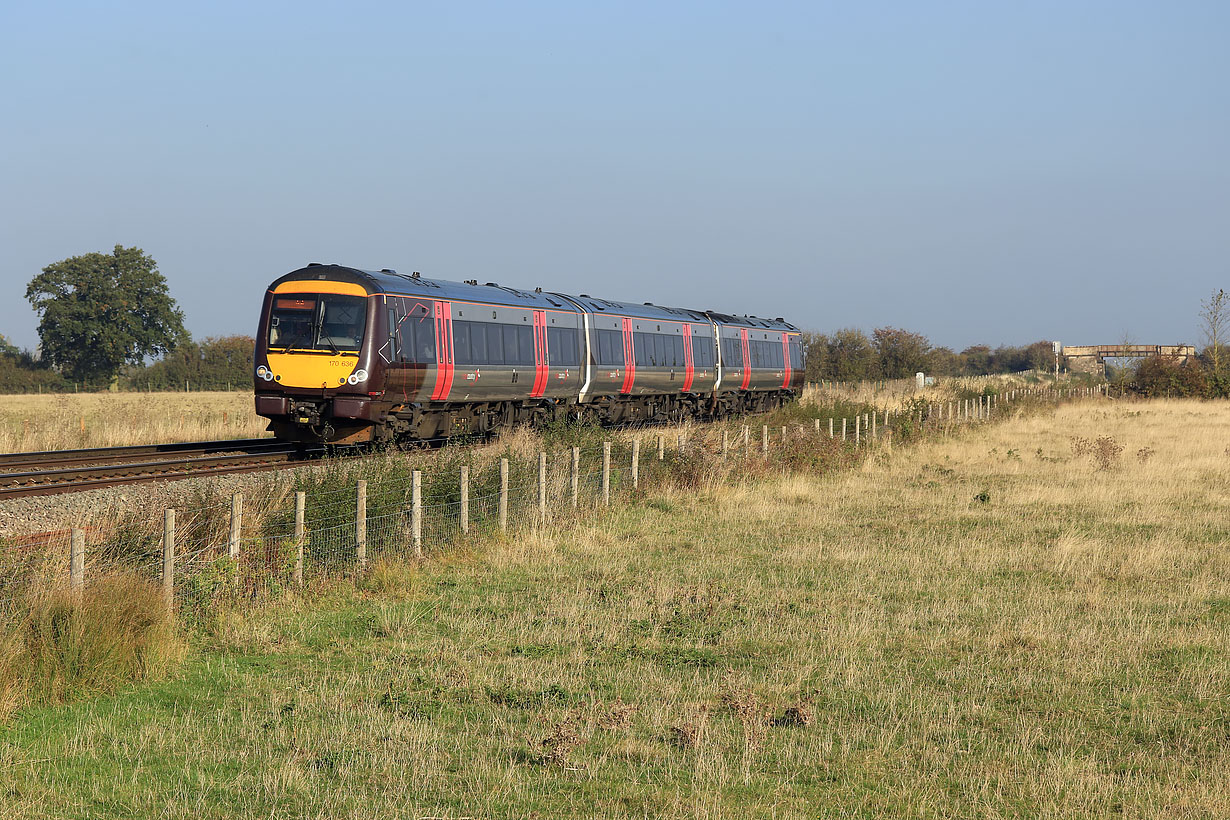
266,389,795,444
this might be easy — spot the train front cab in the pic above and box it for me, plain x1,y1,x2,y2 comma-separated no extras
254,270,386,443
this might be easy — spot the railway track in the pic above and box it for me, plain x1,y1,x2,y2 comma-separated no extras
0,438,330,499
0,416,731,500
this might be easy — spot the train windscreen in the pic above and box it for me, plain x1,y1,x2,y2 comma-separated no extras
268,294,367,353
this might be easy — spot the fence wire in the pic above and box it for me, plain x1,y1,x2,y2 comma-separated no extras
2,384,1071,625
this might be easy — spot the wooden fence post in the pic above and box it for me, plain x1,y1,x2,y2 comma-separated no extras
842,418,847,441
356,480,367,570
293,491,305,587
412,470,423,557
828,418,834,438
872,412,877,438
228,492,242,560
162,509,175,612
657,434,664,461
761,425,769,454
855,415,861,446
570,447,579,509
814,418,821,434
677,434,685,453
602,441,611,506
460,466,470,535
743,425,750,455
499,459,509,532
70,528,84,602
537,452,547,523
632,438,640,489
722,429,729,457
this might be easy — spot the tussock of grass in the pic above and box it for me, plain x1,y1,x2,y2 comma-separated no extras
0,575,182,718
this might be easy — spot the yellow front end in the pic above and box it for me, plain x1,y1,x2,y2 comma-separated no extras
265,352,359,389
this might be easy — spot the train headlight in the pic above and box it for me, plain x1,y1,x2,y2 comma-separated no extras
256,366,274,382
347,369,369,386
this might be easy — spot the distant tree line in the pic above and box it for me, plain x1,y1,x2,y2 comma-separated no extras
802,327,1054,382
119,335,255,391
0,333,255,393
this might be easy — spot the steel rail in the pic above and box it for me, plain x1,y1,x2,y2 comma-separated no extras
0,438,283,472
0,448,323,499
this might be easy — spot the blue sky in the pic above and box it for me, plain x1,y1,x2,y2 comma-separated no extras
2,1,1227,352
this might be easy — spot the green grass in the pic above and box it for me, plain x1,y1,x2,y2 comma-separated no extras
2,397,1228,817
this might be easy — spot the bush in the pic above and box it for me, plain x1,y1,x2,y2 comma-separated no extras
1129,357,1208,398
1,575,182,712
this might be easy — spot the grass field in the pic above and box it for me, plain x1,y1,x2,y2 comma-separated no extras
0,391,268,452
2,398,1228,818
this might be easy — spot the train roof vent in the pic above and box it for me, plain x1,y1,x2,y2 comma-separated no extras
644,301,654,306
307,262,322,266
485,282,499,287
579,294,589,298
381,268,397,274
776,317,784,322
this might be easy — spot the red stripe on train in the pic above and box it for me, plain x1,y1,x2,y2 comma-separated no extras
739,328,751,390
530,310,548,397
620,317,636,394
781,332,791,389
681,323,694,392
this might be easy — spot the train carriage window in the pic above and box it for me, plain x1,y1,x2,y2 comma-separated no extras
485,324,504,365
469,321,488,363
511,325,533,365
501,325,532,366
385,308,399,361
415,319,435,363
672,336,684,368
634,333,648,367
652,334,665,367
596,329,620,365
696,336,713,368
546,327,579,367
453,322,472,366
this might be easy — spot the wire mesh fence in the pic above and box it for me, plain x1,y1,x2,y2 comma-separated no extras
1,383,1085,629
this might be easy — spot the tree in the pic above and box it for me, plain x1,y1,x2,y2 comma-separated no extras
825,328,877,381
1200,288,1228,377
26,245,186,385
872,326,932,379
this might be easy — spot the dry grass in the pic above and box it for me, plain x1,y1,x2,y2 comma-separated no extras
2,397,1227,817
0,574,182,720
0,391,268,452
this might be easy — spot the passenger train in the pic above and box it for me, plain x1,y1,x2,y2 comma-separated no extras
253,264,804,443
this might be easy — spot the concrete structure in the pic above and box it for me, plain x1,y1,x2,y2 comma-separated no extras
1062,344,1196,376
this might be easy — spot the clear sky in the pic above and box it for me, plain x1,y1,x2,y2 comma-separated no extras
2,1,1227,353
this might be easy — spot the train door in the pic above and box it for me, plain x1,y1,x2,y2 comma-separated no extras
780,332,792,389
739,327,751,389
681,323,694,392
620,317,636,394
430,301,454,401
531,310,548,398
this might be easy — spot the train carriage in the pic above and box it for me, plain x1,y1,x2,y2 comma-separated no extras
567,294,717,425
711,313,805,415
